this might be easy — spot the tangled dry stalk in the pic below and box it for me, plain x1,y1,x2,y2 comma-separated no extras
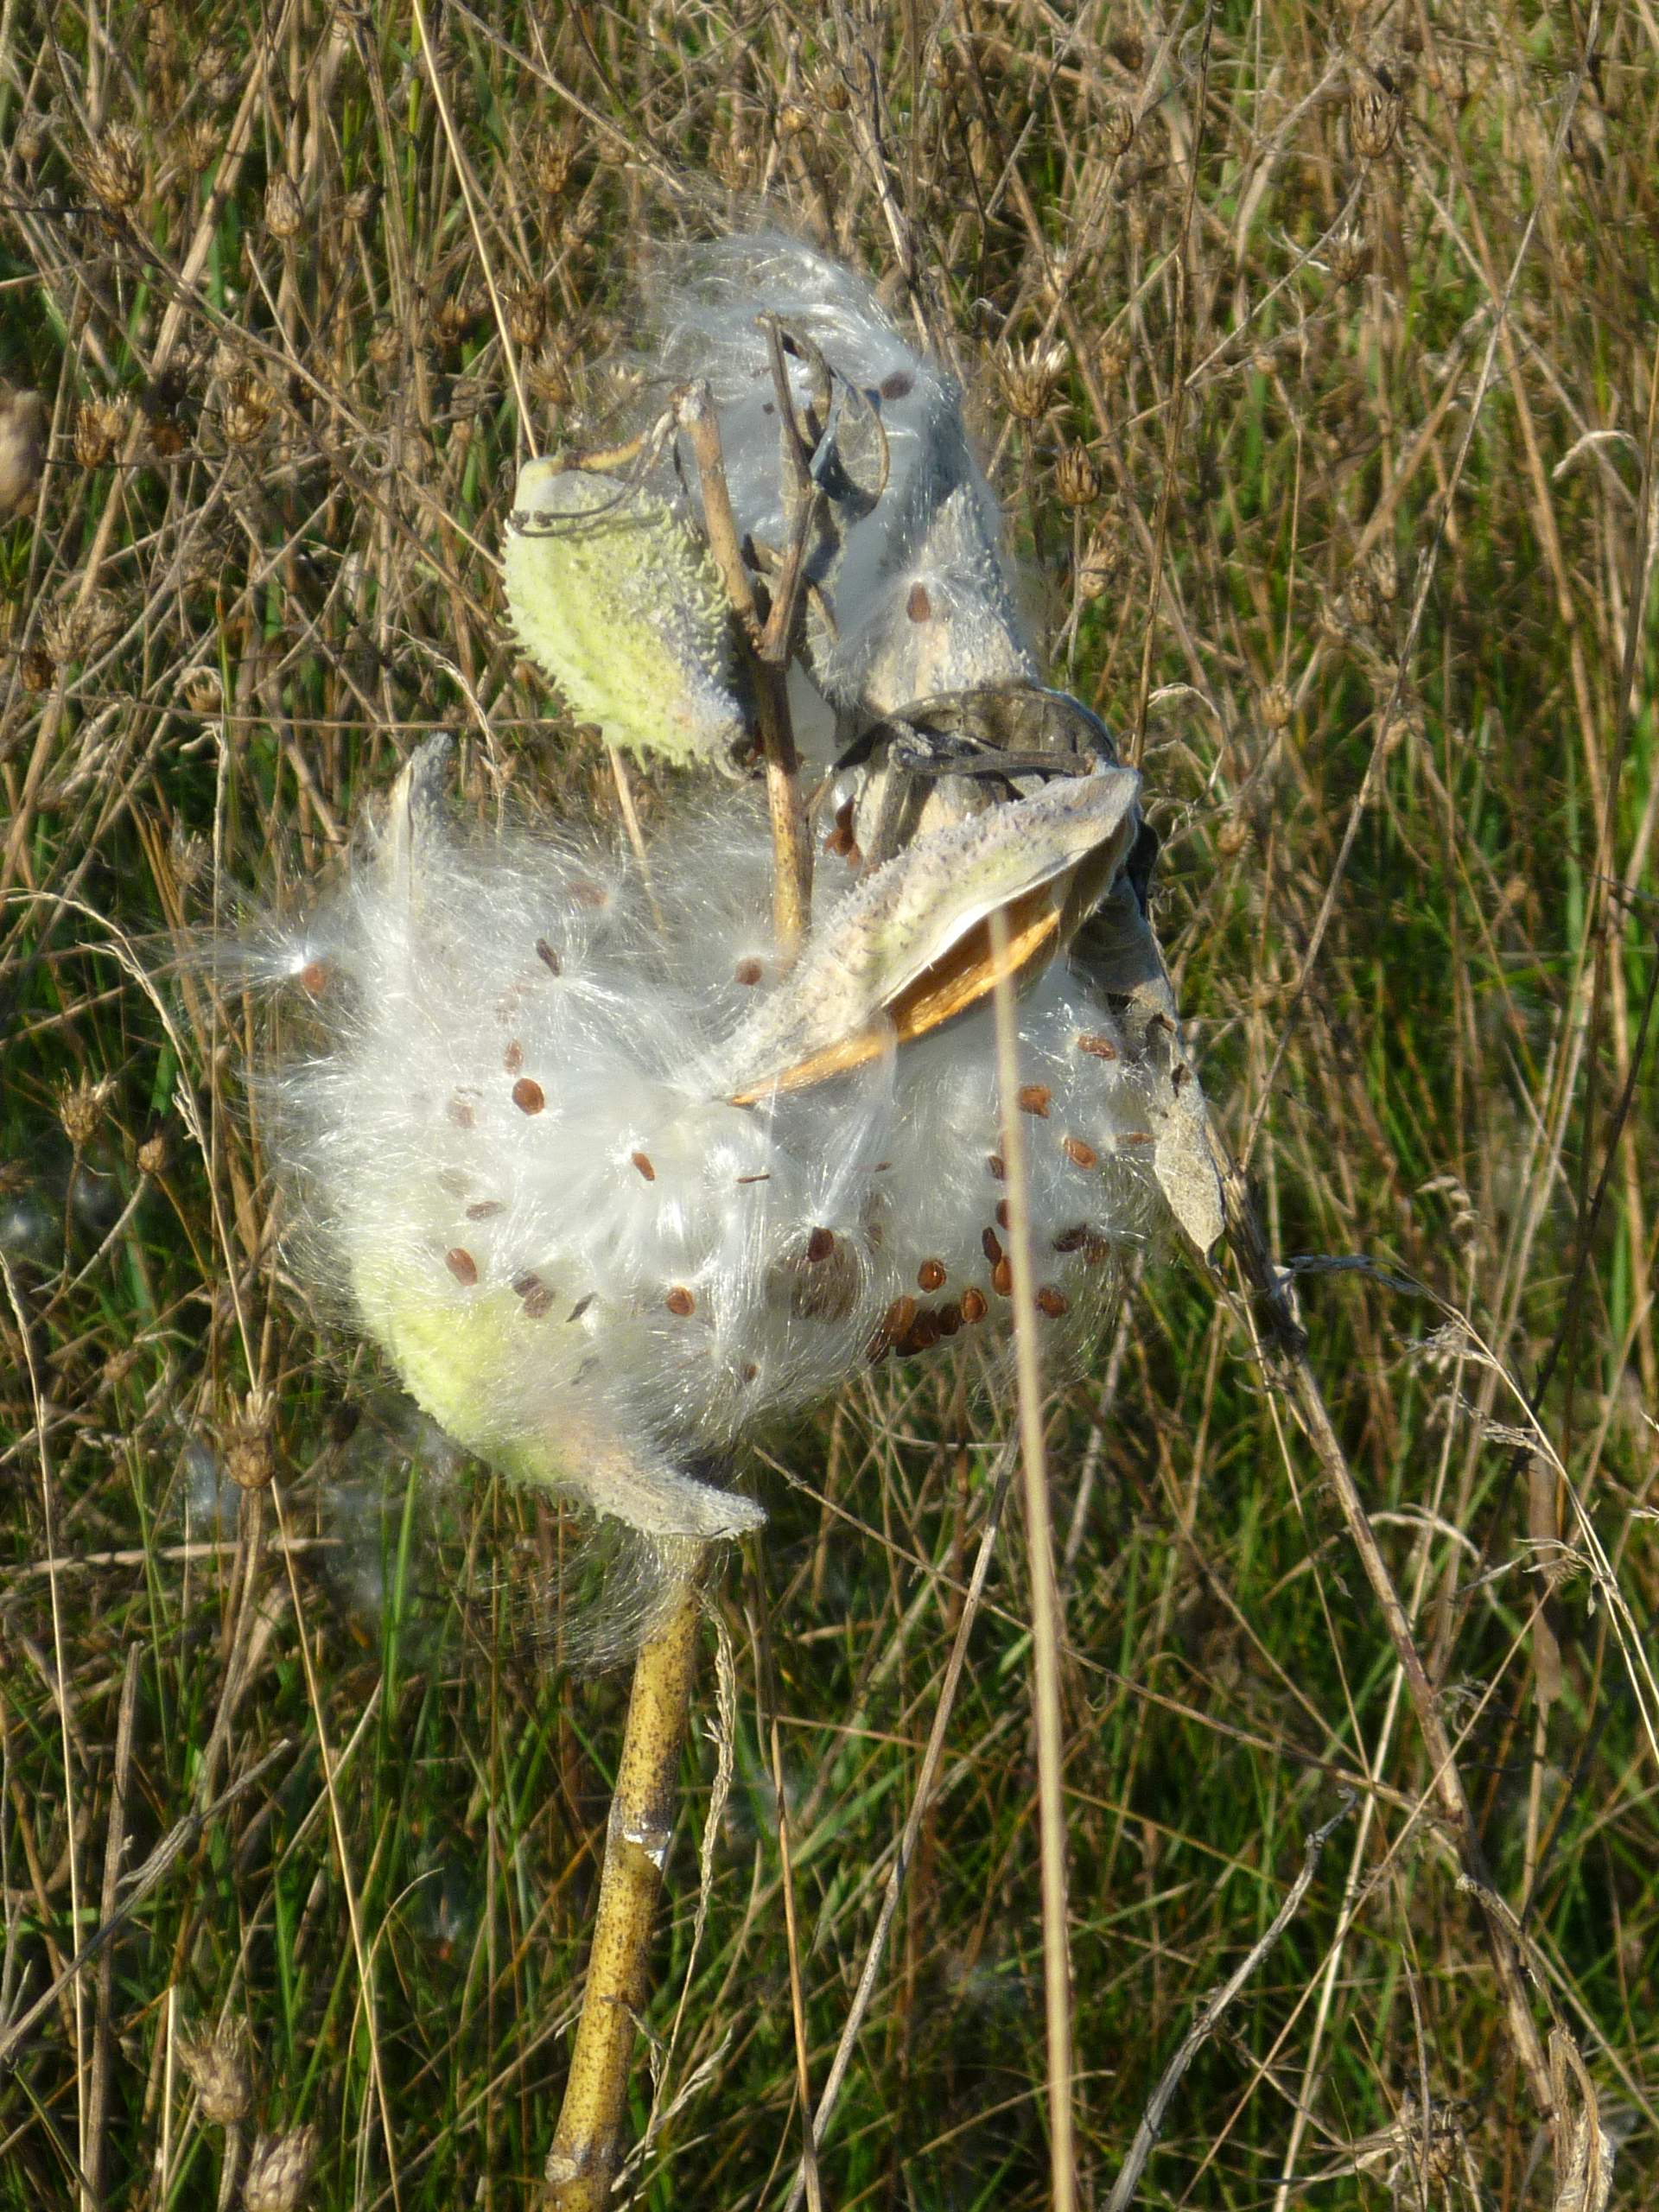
2,0,1657,2207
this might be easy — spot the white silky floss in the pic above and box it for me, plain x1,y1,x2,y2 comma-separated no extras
270,735,1213,1568
264,234,1222,1643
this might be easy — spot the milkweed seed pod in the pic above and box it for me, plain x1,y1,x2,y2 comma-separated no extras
261,734,1219,1655
648,235,1038,727
503,460,747,770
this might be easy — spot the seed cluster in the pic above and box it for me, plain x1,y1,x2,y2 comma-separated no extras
268,772,1177,1541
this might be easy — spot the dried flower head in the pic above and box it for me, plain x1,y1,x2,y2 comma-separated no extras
175,2018,251,2126
1077,516,1125,600
997,338,1070,423
264,173,303,239
524,346,573,410
1350,69,1404,159
242,2126,317,2212
1327,226,1370,285
433,291,482,346
1097,325,1134,382
505,281,547,349
13,111,48,167
177,118,222,175
1098,102,1136,159
222,1389,276,1491
344,179,380,224
73,398,128,469
531,132,575,199
366,321,402,369
1257,680,1294,732
1054,443,1102,509
181,665,223,715
82,122,143,211
221,373,274,446
56,1072,114,1151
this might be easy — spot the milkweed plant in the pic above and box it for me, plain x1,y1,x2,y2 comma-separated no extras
251,237,1222,1654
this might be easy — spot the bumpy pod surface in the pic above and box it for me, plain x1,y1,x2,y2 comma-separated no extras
268,737,1215,1549
503,461,746,768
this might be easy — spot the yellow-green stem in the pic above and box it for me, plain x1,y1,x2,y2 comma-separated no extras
545,1572,704,2210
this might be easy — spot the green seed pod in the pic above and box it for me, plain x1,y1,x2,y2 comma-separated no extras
504,459,747,769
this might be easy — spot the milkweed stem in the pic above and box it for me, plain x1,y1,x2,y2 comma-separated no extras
545,1569,705,2210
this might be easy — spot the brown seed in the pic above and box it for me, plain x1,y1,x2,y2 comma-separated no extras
567,1294,594,1322
1083,1236,1113,1266
880,371,914,400
1076,1031,1119,1060
982,1226,1004,1266
298,960,325,995
631,1150,656,1181
512,1271,543,1296
536,937,562,975
1052,1226,1090,1253
742,1361,760,1382
806,1226,836,1262
917,1258,947,1293
1017,1083,1052,1116
906,581,932,622
883,1295,917,1342
987,1153,1007,1180
991,1257,1014,1297
1062,1135,1097,1168
995,1199,1011,1232
960,1287,988,1323
937,1302,963,1337
448,1095,476,1128
523,1283,554,1319
512,1077,545,1116
734,957,764,986
446,1248,479,1287
503,1040,524,1074
824,798,859,859
665,1286,696,1317
569,877,607,907
1120,1130,1154,1147
905,1309,942,1352
1036,1285,1070,1319
465,1200,503,1219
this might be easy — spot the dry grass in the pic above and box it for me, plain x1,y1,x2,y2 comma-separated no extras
2,0,1656,2205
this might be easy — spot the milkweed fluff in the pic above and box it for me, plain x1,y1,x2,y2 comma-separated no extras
646,233,1037,728
258,735,1214,1656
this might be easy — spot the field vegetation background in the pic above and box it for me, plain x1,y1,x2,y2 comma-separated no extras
0,0,1656,2205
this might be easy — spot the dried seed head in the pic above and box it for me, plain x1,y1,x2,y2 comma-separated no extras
776,101,812,140
181,665,222,715
13,112,48,167
532,132,575,199
1107,22,1146,71
221,373,274,446
264,173,303,239
223,1389,276,1491
1098,101,1136,159
83,122,143,212
1054,442,1101,508
505,282,547,349
1097,325,1133,382
1327,226,1370,286
137,1123,168,1175
1077,516,1125,601
434,291,483,346
177,118,223,174
344,179,380,224
712,132,756,190
1216,813,1249,856
996,338,1069,423
1350,71,1403,159
1257,680,1293,732
366,321,402,369
176,2018,251,2126
1368,540,1400,603
19,646,54,691
525,346,573,410
56,1072,113,1150
73,398,128,469
242,2126,317,2212
41,588,121,666
815,67,850,111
